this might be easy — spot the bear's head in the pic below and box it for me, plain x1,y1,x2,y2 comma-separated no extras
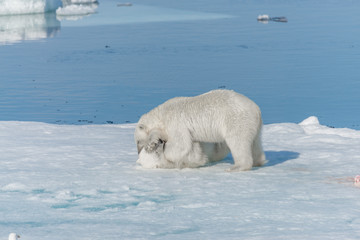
134,123,148,154
135,123,167,155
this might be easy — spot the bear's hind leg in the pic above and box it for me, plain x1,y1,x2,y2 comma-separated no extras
201,142,230,162
185,142,209,168
225,135,253,171
164,140,208,168
252,132,266,167
163,129,209,168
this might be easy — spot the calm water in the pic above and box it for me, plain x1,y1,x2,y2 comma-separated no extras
1,0,359,128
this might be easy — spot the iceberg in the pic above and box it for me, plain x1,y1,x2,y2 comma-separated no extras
0,13,60,45
0,0,62,16
56,3,98,17
0,0,98,44
55,1,98,21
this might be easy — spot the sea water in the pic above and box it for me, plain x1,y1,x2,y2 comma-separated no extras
0,0,359,129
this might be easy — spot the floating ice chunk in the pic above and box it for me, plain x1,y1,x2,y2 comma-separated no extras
8,233,20,240
0,0,62,16
117,3,132,7
62,0,97,5
56,4,97,16
270,16,288,22
257,14,270,21
257,14,288,23
71,0,97,3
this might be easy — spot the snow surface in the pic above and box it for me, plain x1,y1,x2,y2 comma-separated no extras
1,116,360,239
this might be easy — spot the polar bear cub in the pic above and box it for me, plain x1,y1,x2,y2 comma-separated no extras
135,89,266,171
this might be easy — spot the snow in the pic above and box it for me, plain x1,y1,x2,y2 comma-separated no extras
1,116,360,239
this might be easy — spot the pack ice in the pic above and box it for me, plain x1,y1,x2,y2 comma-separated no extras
0,116,359,239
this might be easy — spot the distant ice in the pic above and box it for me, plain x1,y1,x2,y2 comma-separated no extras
257,14,270,21
0,0,98,17
56,4,97,16
71,0,97,3
0,0,99,44
59,3,232,27
0,0,231,43
257,14,288,23
0,117,359,239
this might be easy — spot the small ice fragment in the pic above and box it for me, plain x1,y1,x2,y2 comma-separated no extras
8,233,20,240
271,16,288,22
354,175,360,187
117,3,132,7
56,5,97,16
71,0,97,3
257,15,288,23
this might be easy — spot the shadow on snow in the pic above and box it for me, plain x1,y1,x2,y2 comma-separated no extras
264,151,300,167
216,150,300,168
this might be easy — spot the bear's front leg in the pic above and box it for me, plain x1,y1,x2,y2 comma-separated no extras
163,136,209,168
163,139,191,164
162,129,194,167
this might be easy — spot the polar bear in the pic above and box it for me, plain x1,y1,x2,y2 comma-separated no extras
135,89,266,171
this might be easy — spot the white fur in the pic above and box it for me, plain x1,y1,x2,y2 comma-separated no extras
137,149,163,169
135,89,266,171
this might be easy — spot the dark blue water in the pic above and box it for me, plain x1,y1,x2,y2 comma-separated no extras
1,0,359,128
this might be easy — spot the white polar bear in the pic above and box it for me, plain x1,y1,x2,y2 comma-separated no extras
135,89,266,171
